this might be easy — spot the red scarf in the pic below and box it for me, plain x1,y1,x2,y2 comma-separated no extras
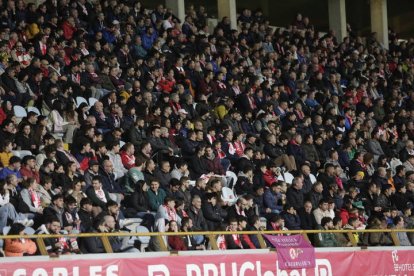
216,148,226,159
233,141,245,157
29,188,41,208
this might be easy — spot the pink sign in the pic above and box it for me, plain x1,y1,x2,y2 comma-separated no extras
264,234,316,269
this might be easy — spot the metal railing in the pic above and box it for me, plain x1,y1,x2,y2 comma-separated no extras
1,228,413,256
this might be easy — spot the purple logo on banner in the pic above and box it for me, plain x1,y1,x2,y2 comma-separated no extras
264,234,315,269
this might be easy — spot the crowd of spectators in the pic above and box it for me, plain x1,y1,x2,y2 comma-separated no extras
1,0,414,255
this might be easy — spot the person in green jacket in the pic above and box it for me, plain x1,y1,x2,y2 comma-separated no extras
147,178,166,212
317,217,339,247
121,156,145,195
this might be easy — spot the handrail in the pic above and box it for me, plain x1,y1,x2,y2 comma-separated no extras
2,229,411,255
1,228,413,239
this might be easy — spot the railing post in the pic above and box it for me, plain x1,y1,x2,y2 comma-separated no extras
346,232,358,247
256,233,267,249
36,237,48,256
100,235,114,253
390,231,401,246
156,235,168,251
207,234,218,250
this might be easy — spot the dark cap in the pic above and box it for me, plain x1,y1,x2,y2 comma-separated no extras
89,160,99,167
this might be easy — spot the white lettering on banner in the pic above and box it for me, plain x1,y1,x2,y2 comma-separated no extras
106,265,119,276
276,259,332,276
148,265,170,276
391,250,414,272
147,259,333,276
11,266,118,276
52,268,68,276
13,269,26,276
33,268,48,276
203,264,218,276
239,262,254,276
314,259,332,276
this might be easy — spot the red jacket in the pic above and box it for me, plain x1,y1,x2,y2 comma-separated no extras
20,166,40,183
120,151,135,169
62,21,76,40
263,169,277,187
168,235,187,251
158,78,176,93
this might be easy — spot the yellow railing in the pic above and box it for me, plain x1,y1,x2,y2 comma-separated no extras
2,228,414,255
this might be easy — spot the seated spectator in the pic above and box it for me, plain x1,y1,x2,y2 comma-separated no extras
393,216,412,246
202,192,225,231
20,155,40,184
224,217,243,249
85,176,111,213
78,198,94,233
264,182,284,214
99,159,124,204
0,156,23,181
120,143,136,170
154,161,172,190
156,197,181,226
167,220,187,250
0,140,14,167
281,205,301,230
35,217,78,256
83,215,138,253
147,178,167,213
298,201,317,230
317,217,338,247
313,199,333,225
107,142,128,180
4,223,37,257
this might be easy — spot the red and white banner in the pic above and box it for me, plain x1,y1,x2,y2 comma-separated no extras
1,249,414,276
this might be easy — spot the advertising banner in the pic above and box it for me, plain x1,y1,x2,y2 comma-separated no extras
263,234,315,269
1,249,414,276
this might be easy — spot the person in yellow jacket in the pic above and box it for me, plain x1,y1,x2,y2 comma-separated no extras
0,140,13,167
214,97,234,120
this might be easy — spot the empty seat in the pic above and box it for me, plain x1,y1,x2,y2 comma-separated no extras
13,105,27,118
89,97,98,106
76,96,88,107
27,106,41,115
221,187,237,206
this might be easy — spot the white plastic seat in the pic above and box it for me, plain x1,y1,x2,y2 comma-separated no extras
12,150,33,159
221,187,237,206
88,97,98,106
13,105,27,118
309,174,317,184
76,96,88,107
27,106,41,115
119,140,126,148
136,225,151,245
225,170,238,188
2,226,10,235
283,172,294,184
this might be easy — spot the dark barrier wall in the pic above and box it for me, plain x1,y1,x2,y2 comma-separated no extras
141,0,414,38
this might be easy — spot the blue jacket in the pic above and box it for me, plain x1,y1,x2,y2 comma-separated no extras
281,211,301,230
0,167,22,180
263,189,283,213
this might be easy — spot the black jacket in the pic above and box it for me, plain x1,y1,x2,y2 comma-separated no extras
286,187,304,210
201,203,225,231
187,206,208,231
